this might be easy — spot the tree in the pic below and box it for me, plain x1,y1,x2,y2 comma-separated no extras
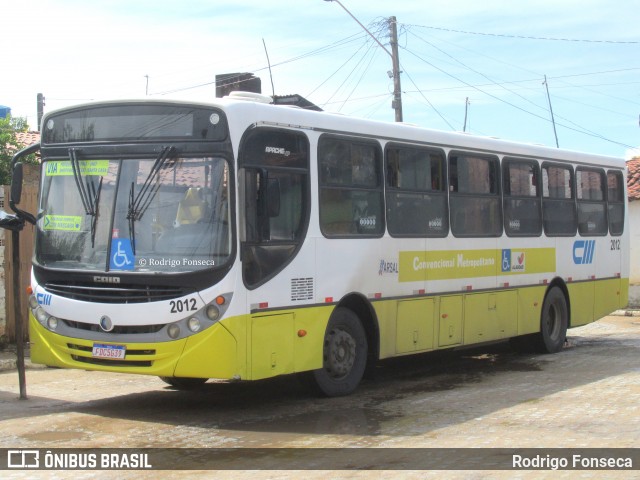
0,116,38,185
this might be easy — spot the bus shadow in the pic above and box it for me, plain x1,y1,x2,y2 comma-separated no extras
2,328,637,441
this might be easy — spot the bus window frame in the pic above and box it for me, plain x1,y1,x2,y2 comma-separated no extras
541,161,577,237
448,150,503,238
576,166,608,237
318,134,385,239
384,142,448,238
607,169,625,237
502,157,543,238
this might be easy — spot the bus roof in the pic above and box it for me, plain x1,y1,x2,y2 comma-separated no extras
43,96,625,169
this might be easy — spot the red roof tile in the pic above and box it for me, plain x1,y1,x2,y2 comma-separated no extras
628,158,640,201
15,131,40,147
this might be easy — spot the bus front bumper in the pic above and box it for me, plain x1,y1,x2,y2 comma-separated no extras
28,313,241,380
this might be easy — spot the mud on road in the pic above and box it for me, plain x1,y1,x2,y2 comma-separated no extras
0,314,639,478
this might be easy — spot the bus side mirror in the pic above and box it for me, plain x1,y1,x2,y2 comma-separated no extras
11,162,23,205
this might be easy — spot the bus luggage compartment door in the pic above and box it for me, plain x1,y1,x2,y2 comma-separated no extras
438,296,463,347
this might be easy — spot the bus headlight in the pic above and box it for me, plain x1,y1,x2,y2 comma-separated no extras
35,307,48,324
29,295,38,310
47,317,59,331
187,317,201,333
205,304,220,321
167,323,180,339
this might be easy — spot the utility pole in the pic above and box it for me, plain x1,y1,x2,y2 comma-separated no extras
324,1,403,122
389,17,403,122
543,75,559,148
36,93,45,131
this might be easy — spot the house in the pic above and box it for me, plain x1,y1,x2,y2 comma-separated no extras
628,157,640,307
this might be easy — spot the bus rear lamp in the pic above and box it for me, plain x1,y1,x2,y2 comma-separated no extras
26,285,33,295
215,295,226,306
187,317,201,333
47,317,59,331
167,323,180,339
206,304,220,321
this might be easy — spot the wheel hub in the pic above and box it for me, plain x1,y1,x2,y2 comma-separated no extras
325,329,356,378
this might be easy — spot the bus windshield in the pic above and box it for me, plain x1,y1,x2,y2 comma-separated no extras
35,155,232,273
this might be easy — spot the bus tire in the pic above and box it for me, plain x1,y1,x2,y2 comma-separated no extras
535,286,568,353
159,376,208,389
311,307,368,397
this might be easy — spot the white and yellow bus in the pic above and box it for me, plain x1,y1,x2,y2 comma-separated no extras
11,94,628,396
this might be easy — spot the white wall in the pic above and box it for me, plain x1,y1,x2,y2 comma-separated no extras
629,200,640,307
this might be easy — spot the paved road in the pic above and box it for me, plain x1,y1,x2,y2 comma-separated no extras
0,314,639,479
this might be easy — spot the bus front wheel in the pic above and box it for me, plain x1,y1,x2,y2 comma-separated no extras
535,286,568,353
311,307,368,397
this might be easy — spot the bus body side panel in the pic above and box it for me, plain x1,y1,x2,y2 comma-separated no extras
247,305,330,380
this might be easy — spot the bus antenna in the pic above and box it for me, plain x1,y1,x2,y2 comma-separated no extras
262,38,275,96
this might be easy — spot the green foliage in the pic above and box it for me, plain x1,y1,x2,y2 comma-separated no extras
0,116,39,186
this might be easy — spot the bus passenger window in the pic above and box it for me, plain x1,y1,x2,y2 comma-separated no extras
607,170,624,236
542,164,577,236
503,159,542,237
449,153,501,237
576,168,607,236
385,145,447,237
319,136,384,237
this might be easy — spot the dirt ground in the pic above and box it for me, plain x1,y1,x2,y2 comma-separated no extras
0,314,639,479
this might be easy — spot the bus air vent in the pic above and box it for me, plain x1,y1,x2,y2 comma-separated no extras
291,277,314,301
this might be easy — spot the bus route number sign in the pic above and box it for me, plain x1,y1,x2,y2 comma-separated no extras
92,344,126,360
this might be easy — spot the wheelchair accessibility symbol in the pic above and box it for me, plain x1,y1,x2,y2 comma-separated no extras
110,239,135,270
501,249,511,272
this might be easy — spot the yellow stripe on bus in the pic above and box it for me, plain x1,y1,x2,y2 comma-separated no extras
399,248,556,282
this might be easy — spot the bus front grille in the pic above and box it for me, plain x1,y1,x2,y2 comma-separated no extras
44,282,190,303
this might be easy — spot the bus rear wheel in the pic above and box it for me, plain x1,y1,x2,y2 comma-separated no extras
535,286,568,353
311,307,368,397
159,376,208,389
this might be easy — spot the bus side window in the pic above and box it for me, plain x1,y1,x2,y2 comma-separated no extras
542,164,577,236
449,153,501,237
503,159,542,237
319,136,384,238
239,128,310,288
576,167,607,236
607,170,624,236
385,144,448,237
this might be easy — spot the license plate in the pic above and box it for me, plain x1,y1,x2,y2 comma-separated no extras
92,343,126,360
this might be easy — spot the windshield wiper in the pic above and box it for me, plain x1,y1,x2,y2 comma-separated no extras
126,145,175,254
69,148,102,245
69,148,95,216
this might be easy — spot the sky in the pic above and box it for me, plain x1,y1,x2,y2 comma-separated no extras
3,0,639,159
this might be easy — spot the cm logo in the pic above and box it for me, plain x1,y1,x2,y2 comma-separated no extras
573,240,595,265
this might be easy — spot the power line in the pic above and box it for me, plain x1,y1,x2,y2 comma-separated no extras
408,24,640,44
